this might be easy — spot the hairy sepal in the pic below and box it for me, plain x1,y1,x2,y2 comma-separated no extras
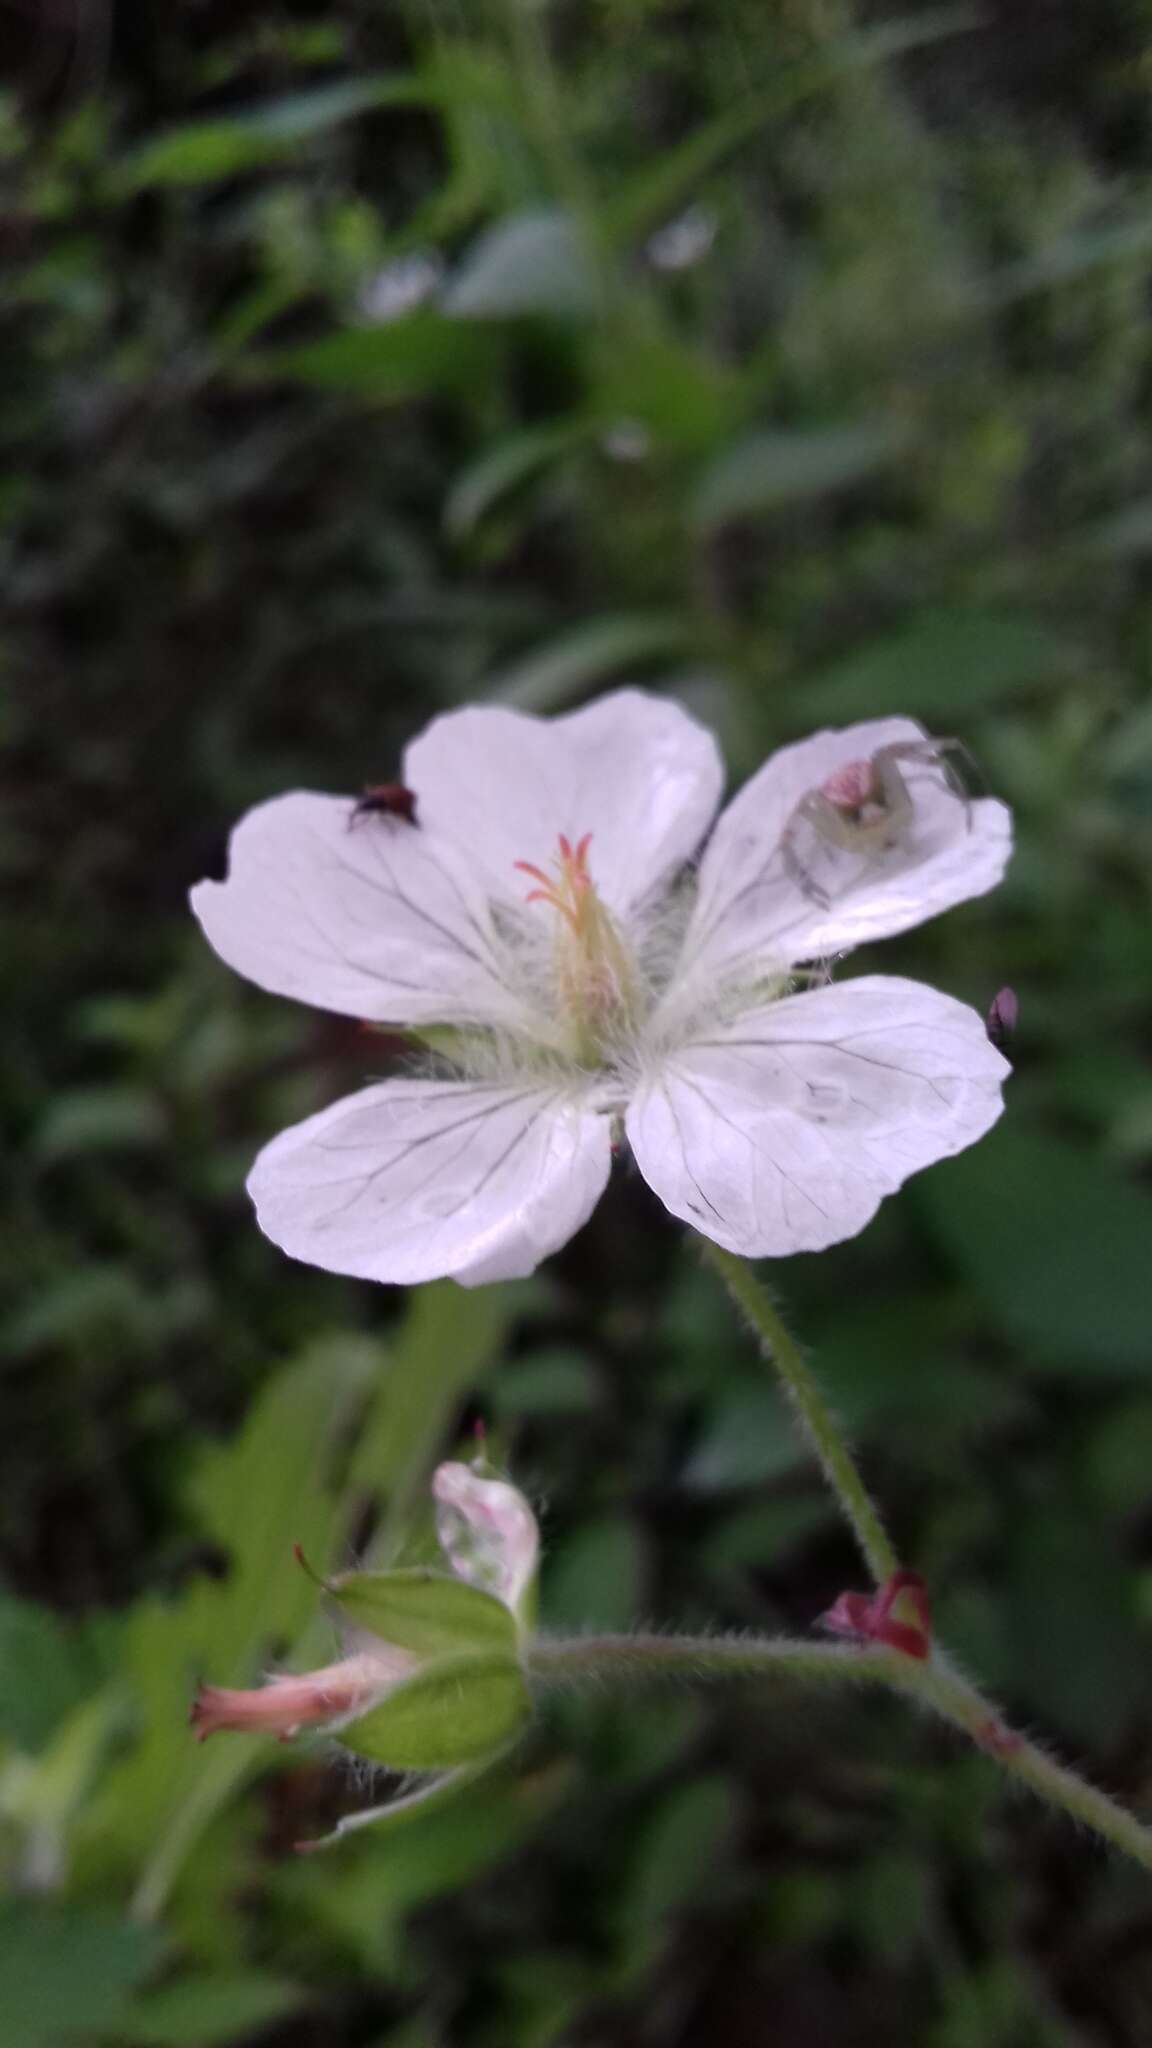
329,1566,518,1657
337,1647,530,1769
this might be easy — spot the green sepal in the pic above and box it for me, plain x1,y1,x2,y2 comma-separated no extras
329,1566,516,1658
298,1757,499,1852
337,1649,529,1769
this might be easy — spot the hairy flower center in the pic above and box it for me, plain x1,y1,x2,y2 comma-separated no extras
514,833,639,1062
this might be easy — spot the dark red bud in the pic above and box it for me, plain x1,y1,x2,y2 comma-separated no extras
985,987,1018,1049
819,1568,931,1661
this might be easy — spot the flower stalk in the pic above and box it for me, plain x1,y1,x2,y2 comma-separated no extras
528,1633,1152,1876
700,1239,897,1585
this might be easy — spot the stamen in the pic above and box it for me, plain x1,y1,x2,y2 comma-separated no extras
513,830,638,1059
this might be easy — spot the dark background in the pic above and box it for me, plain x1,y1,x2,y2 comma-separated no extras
4,1,1152,2042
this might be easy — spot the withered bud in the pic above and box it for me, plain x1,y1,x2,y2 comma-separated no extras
819,1569,932,1662
189,1647,417,1743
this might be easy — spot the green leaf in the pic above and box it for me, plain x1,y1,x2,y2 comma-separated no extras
626,1778,735,1925
442,208,597,319
329,1566,517,1657
491,1347,597,1418
338,1649,529,1769
95,1347,371,1900
796,608,1077,723
693,418,908,528
34,1085,166,1161
594,330,738,450
0,1903,163,2048
116,1974,305,2047
0,1594,101,1751
488,614,688,712
117,79,404,188
685,1384,801,1491
916,1129,1152,1374
541,1517,645,1631
257,312,492,399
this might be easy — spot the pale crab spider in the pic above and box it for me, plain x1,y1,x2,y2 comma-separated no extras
780,736,973,908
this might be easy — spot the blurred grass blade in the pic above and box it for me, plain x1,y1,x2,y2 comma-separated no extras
117,79,411,188
487,615,688,712
693,419,908,529
796,608,1078,721
987,213,1152,302
347,1279,514,1531
445,421,587,540
611,8,980,240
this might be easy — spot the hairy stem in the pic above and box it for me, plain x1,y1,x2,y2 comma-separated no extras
700,1240,897,1583
529,1633,1152,1876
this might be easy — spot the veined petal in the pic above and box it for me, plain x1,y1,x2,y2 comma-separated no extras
248,1075,612,1286
679,718,1011,985
191,792,533,1030
404,688,724,921
627,976,1008,1256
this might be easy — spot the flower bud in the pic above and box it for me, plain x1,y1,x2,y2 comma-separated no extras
431,1461,539,1618
188,1462,539,1771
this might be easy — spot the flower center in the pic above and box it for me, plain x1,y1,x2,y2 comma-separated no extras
514,833,638,1062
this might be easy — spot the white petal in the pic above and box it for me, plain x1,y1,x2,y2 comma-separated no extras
679,718,1011,986
248,1076,612,1286
627,976,1009,1256
192,792,532,1030
404,688,724,920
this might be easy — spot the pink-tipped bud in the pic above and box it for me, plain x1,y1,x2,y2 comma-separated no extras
985,987,1018,1049
432,1461,539,1615
189,1648,417,1744
819,1568,932,1661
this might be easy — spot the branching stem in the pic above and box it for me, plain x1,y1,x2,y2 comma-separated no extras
529,1633,1152,1875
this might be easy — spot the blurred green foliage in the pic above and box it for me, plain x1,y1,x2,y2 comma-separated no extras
4,0,1152,2041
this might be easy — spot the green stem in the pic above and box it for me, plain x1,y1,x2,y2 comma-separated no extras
700,1240,897,1584
529,1634,1152,1877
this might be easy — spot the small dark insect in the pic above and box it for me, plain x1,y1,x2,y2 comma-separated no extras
985,986,1018,1049
349,782,419,828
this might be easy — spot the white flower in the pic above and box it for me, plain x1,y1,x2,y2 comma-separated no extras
191,691,1012,1285
356,250,444,323
645,204,718,272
